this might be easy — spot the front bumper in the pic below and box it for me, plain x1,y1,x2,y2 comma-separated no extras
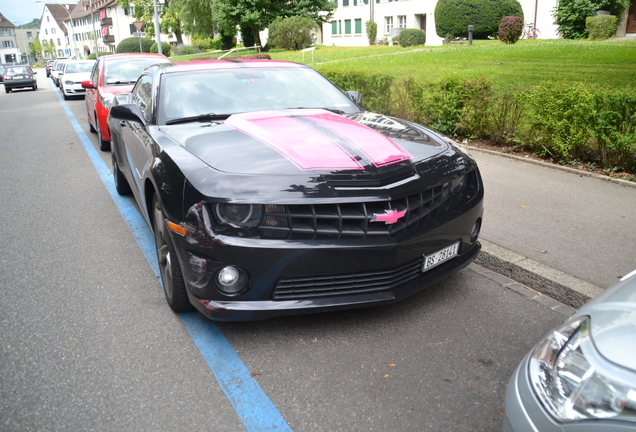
63,85,86,96
173,199,483,321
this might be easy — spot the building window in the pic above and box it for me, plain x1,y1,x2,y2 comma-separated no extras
355,18,362,34
345,19,352,34
398,15,406,29
343,0,349,5
2,40,15,48
385,16,393,34
27,31,33,38
57,38,61,45
332,21,338,35
52,28,56,34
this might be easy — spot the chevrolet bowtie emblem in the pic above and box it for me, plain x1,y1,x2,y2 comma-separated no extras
370,209,406,224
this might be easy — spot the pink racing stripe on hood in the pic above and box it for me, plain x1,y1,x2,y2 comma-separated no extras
224,111,363,171
287,109,412,167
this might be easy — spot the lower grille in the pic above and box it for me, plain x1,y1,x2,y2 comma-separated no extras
272,258,423,300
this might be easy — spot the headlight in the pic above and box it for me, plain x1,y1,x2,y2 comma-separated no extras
100,92,115,110
529,316,636,423
64,79,74,85
214,204,262,228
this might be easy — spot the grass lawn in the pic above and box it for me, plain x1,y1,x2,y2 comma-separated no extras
264,39,636,89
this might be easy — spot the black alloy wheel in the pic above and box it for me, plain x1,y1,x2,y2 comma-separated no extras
152,195,191,312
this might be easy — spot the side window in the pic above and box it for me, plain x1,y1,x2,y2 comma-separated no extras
90,60,100,84
131,75,153,122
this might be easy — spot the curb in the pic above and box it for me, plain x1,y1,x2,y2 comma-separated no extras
475,239,605,309
465,145,636,189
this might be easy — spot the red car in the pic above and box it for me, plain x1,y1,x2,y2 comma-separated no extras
82,53,169,151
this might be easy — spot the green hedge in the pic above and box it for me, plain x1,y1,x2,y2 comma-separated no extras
435,0,524,39
317,68,394,114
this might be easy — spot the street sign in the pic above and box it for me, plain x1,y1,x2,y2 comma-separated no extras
133,32,147,37
133,21,144,32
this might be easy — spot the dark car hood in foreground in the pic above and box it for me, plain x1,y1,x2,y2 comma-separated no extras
161,110,449,177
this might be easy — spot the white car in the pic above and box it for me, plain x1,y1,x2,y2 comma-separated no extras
60,60,96,100
50,59,69,87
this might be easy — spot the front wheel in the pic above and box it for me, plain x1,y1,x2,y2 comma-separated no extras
152,195,192,312
112,153,131,195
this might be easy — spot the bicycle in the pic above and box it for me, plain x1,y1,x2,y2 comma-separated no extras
521,24,540,39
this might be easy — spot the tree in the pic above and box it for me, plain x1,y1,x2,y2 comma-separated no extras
268,16,318,50
115,0,185,44
30,38,43,62
213,0,336,49
366,20,377,45
435,0,523,39
553,0,628,38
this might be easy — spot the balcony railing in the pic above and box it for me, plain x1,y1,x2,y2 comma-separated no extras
102,34,115,43
100,17,112,26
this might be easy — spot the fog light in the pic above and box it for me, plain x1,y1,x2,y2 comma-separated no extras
215,266,248,295
470,218,482,243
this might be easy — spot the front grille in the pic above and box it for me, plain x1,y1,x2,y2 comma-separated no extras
273,258,423,300
258,180,458,240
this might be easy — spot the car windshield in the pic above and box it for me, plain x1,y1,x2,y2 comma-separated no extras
6,67,29,75
159,67,359,123
104,58,166,85
55,62,67,70
65,62,95,74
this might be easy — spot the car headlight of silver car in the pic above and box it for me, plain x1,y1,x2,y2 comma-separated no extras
100,92,115,110
529,316,636,423
64,79,74,85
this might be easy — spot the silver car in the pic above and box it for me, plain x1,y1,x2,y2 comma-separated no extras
503,268,636,431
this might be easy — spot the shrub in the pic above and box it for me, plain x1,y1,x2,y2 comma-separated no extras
221,34,236,50
553,0,629,39
589,88,636,169
522,82,595,160
150,42,172,56
366,20,378,45
498,16,524,44
86,51,112,59
318,69,394,114
268,16,318,50
397,29,426,47
116,37,154,53
241,26,256,47
435,0,523,39
173,45,201,56
586,14,619,39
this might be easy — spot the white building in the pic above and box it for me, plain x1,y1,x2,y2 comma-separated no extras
321,0,636,46
0,11,20,64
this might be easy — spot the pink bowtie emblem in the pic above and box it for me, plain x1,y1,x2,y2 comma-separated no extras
371,209,406,224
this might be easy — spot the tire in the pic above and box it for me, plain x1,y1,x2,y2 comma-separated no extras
88,115,96,133
95,115,111,151
112,153,131,195
4,87,9,94
152,195,192,312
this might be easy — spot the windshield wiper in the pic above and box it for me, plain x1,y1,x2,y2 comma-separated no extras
165,113,230,125
287,107,345,115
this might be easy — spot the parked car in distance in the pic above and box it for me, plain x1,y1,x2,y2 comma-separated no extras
3,65,37,93
504,268,636,431
108,59,484,321
0,65,4,83
83,53,169,151
45,60,55,77
60,60,96,99
50,59,69,87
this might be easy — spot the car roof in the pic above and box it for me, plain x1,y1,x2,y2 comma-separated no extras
157,59,304,74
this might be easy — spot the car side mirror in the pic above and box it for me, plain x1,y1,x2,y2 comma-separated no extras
345,91,362,105
81,80,95,89
110,104,146,125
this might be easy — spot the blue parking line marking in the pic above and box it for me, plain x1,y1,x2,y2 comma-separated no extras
54,86,292,432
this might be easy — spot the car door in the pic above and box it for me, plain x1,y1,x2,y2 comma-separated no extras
120,74,155,196
85,59,101,129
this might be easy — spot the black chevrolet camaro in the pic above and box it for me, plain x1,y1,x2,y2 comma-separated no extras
107,59,484,321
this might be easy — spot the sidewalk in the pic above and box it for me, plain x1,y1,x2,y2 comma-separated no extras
467,146,636,308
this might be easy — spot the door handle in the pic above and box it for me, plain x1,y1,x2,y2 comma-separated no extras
120,121,126,127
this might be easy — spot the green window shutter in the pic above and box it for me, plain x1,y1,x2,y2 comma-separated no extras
343,0,349,5
355,19,362,34
332,21,337,34
345,20,352,34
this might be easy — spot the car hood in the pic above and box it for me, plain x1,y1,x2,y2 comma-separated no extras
161,109,451,177
579,274,636,371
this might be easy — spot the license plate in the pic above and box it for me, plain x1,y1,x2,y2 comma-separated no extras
422,242,459,272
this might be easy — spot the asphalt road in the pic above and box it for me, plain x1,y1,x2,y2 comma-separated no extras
1,69,570,432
